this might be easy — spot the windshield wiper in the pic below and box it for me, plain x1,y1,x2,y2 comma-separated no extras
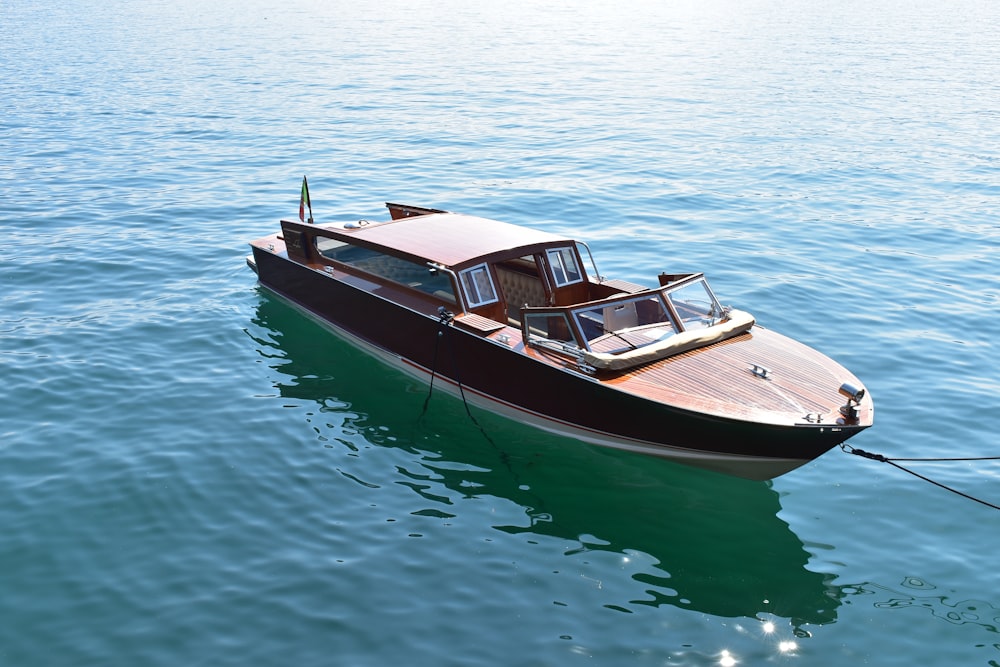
601,327,638,350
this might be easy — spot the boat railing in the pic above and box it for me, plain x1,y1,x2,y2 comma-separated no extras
427,263,469,312
575,241,603,282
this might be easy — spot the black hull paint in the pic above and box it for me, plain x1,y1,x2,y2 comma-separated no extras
253,248,858,478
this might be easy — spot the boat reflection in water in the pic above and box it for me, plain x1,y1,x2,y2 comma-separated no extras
248,292,842,628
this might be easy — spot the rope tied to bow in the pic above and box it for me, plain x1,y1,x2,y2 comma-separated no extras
841,444,1000,512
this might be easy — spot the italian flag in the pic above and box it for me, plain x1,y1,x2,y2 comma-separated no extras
299,175,312,222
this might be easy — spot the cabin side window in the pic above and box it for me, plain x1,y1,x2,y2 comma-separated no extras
459,264,499,307
315,236,375,263
545,247,583,287
313,235,457,304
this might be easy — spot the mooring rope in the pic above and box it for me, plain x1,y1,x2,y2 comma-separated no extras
418,309,450,421
420,308,504,455
841,444,1000,511
415,311,550,518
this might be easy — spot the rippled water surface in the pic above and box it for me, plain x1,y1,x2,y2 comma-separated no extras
3,0,999,665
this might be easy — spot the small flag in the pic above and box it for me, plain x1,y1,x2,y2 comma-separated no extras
299,175,313,223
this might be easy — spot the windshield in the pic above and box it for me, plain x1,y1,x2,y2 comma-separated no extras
522,276,728,356
573,293,677,354
664,278,724,331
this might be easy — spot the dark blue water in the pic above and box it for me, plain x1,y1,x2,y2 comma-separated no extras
3,0,999,664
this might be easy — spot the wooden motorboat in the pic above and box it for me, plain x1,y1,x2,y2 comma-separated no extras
248,199,873,480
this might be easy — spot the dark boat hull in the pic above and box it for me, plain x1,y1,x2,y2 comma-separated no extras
253,247,863,480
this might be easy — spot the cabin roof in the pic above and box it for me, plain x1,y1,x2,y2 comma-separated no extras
321,213,573,268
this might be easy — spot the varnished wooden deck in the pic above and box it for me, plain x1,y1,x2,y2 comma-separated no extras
603,327,870,426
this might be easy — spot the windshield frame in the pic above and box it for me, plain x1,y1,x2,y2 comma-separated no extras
521,275,726,355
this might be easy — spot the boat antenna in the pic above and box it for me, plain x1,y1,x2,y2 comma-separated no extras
299,175,314,224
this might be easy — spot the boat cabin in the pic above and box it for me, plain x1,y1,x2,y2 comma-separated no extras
272,202,751,372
